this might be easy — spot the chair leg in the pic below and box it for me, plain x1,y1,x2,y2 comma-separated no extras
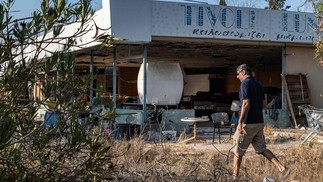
229,127,232,140
218,126,221,144
213,124,215,143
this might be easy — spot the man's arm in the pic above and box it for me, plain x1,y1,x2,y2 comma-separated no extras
237,99,250,134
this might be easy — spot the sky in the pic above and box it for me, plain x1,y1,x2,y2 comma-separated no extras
9,0,102,19
8,0,314,20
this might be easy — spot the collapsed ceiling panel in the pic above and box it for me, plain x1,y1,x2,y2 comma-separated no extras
74,38,282,69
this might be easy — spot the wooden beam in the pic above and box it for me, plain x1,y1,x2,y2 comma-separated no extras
281,74,298,128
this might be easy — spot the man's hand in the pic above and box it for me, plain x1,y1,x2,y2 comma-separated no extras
237,124,246,135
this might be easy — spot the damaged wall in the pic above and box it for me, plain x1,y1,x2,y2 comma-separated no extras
286,46,323,108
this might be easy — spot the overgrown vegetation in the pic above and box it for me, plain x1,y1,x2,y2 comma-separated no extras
0,0,116,180
107,130,322,181
265,0,290,10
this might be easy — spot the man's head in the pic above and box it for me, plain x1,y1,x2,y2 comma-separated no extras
236,64,252,82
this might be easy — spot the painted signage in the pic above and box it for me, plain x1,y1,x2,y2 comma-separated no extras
151,1,321,44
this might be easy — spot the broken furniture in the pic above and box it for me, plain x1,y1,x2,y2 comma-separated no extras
298,104,323,146
281,74,310,127
211,112,235,143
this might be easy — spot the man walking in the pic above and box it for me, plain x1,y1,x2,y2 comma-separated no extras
233,64,290,180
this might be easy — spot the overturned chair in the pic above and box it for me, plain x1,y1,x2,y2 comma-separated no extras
211,112,236,143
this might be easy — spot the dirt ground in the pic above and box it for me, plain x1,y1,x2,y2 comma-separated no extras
158,128,322,162
168,127,323,148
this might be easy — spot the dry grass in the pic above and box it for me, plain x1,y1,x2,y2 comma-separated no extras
106,129,323,182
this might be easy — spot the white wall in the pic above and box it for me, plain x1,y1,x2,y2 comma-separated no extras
109,0,151,43
286,46,323,108
184,74,210,95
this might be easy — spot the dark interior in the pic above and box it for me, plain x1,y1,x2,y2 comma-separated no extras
74,38,283,117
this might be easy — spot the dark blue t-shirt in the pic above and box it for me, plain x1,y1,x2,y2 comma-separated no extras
239,76,265,124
